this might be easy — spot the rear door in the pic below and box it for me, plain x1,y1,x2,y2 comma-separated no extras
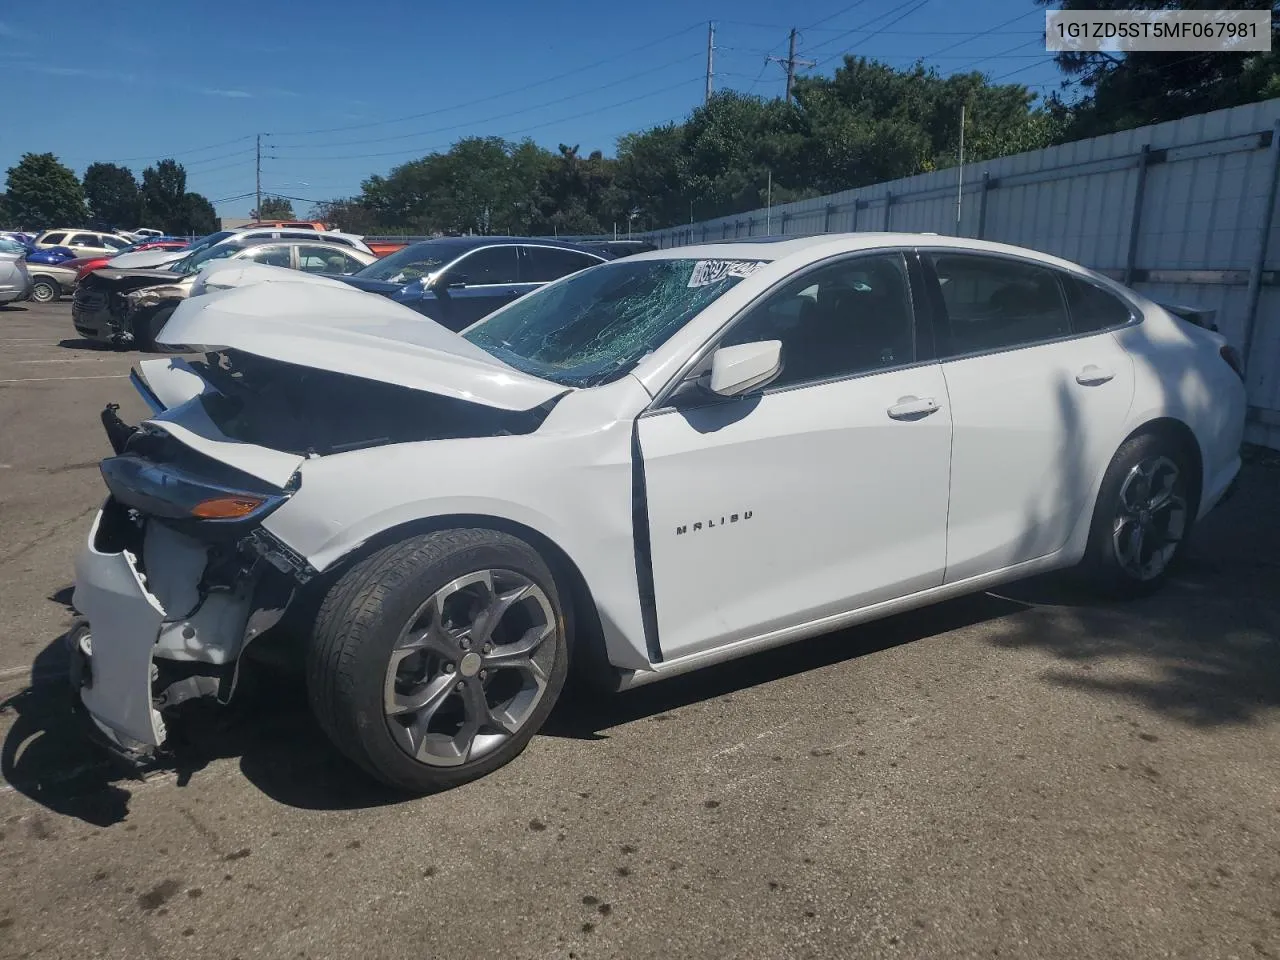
922,251,1137,582
637,250,953,661
431,246,522,330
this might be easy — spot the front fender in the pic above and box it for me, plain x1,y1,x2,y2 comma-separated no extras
260,420,653,673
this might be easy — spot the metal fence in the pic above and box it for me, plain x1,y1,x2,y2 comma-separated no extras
643,98,1280,451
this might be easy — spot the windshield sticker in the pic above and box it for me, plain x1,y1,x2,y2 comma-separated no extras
687,259,766,288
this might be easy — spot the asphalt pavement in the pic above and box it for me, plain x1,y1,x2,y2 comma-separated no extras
1,300,1277,960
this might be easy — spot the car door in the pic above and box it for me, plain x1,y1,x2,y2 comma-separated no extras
430,246,522,330
68,233,105,257
637,251,953,662
921,251,1137,583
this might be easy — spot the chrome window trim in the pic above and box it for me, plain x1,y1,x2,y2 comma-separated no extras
914,246,1144,365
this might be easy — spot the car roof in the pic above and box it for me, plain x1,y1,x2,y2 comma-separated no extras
623,232,1098,271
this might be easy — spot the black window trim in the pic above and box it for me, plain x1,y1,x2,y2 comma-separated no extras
916,246,1143,364
644,246,931,415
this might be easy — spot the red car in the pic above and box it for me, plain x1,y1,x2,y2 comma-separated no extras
71,241,189,282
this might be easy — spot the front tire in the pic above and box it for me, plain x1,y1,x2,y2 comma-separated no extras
1080,432,1193,597
30,277,59,303
136,304,176,352
306,529,568,793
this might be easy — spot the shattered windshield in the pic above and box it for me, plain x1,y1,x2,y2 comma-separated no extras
463,257,767,387
354,242,452,284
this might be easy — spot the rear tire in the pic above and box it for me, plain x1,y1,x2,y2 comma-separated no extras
30,277,59,303
1080,432,1194,598
306,529,569,793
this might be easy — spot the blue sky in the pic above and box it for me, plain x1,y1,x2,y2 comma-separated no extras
0,0,1061,220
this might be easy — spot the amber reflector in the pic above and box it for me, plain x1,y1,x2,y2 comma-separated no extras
191,496,265,519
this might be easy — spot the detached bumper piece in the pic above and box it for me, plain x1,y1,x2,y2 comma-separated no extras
71,510,169,750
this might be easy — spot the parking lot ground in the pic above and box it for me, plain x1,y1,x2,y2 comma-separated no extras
0,300,1277,960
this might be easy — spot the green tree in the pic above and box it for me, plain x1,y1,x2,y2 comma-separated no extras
139,159,188,232
83,163,140,227
1036,0,1280,137
177,193,218,235
253,196,294,220
4,153,86,227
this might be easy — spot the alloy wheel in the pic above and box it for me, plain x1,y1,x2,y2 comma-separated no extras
383,569,557,767
31,281,56,303
1112,455,1187,581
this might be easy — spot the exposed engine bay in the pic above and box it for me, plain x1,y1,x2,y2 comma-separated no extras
186,349,553,455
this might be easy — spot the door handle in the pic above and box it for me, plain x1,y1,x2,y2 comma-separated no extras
887,396,940,420
1075,364,1115,386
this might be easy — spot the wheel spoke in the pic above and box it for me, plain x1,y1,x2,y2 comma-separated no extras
471,584,534,648
385,672,454,717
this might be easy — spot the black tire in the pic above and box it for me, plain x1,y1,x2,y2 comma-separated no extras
1080,432,1194,598
30,277,59,303
306,529,569,793
136,304,176,352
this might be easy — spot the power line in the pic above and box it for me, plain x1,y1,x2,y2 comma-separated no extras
271,22,706,140
800,1,871,32
915,7,1044,61
62,135,256,166
809,0,935,66
274,76,703,163
271,52,704,155
803,0,931,59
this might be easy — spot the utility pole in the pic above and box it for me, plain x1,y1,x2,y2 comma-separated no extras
255,133,262,220
705,21,715,103
955,104,966,234
767,28,815,104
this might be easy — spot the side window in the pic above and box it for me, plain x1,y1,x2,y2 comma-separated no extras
297,245,358,274
69,233,98,247
521,246,601,283
720,253,916,389
243,245,292,268
42,232,67,245
102,235,127,249
442,247,519,286
1063,275,1133,333
929,253,1070,356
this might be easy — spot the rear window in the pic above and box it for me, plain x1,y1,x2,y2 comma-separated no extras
1064,276,1133,333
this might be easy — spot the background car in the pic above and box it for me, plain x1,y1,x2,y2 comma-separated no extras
72,236,377,348
32,229,131,258
26,261,79,302
336,236,608,330
25,245,77,266
0,244,33,304
576,239,658,258
109,226,373,270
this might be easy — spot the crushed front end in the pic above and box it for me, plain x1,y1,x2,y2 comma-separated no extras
69,403,310,763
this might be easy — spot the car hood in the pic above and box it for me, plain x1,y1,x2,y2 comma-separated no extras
156,281,569,412
109,249,188,269
191,260,355,296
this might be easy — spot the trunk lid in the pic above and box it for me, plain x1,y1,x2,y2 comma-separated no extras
156,281,568,411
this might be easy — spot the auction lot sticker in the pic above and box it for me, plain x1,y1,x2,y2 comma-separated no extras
1046,9,1271,52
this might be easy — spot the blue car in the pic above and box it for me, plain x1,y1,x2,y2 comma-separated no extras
26,245,78,266
335,237,610,331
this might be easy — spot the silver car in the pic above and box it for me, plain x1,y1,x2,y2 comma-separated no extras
0,238,33,304
26,261,80,303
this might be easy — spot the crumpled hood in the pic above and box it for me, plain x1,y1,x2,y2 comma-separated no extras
192,260,355,297
157,281,569,412
108,249,188,270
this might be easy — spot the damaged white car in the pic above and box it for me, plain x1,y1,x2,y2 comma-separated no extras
70,234,1246,792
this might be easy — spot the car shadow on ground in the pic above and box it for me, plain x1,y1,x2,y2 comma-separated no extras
3,463,1275,823
56,338,111,351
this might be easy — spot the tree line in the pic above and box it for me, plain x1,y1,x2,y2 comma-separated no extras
0,155,220,236
6,0,1277,240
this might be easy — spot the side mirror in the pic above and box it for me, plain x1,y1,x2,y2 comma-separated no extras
707,340,782,397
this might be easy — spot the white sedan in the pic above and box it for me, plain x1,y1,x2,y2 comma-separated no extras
68,233,1246,792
